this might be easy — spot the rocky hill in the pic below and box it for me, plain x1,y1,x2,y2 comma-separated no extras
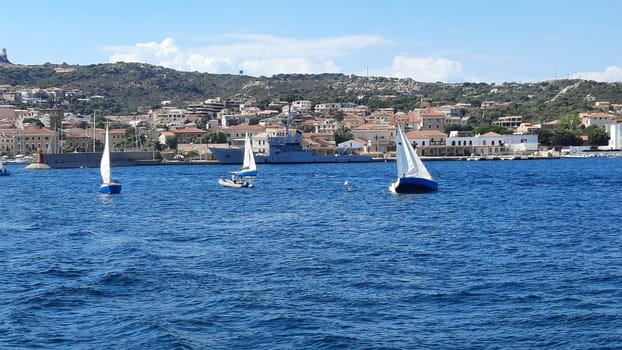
1,61,621,124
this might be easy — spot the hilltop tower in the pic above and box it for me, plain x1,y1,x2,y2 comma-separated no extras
0,48,11,64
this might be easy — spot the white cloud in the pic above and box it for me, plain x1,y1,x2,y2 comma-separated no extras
386,55,463,82
106,34,387,76
571,66,622,82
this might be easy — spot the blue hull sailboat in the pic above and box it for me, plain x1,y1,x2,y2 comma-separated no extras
99,125,122,194
234,133,257,177
389,125,438,193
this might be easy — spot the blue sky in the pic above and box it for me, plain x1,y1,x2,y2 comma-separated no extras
1,0,620,82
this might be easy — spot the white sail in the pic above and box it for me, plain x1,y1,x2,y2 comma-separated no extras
234,133,256,177
242,133,256,172
395,125,432,180
100,125,111,184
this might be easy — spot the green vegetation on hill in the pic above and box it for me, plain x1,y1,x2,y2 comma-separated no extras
1,62,621,125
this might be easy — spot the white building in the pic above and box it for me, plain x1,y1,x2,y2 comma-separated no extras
444,131,539,156
292,100,313,112
313,118,339,133
608,121,622,149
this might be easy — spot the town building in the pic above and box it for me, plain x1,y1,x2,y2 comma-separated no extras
352,123,395,154
580,112,616,127
493,115,523,129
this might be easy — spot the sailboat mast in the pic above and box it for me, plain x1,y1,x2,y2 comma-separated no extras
92,113,96,152
286,105,291,138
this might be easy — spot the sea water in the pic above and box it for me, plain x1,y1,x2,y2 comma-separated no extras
1,158,621,348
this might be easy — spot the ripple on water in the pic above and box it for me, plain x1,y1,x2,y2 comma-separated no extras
1,160,622,348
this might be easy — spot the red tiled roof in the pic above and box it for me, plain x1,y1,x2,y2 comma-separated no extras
481,131,501,137
173,127,206,133
353,123,394,131
406,130,447,138
23,127,53,134
227,124,267,130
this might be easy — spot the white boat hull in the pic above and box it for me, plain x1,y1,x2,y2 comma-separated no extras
218,178,254,188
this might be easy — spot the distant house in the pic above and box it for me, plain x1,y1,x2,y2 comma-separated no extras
405,130,447,156
173,127,207,144
159,131,175,145
580,112,616,127
516,122,541,134
352,123,395,154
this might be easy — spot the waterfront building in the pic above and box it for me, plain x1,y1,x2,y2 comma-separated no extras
220,124,268,153
302,132,336,156
172,127,207,145
63,128,97,152
11,126,54,156
405,130,447,156
608,120,622,149
352,123,395,154
0,130,15,155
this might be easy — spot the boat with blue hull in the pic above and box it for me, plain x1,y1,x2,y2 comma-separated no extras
99,125,122,194
389,125,438,193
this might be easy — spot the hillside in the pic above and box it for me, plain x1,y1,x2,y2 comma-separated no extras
1,62,621,124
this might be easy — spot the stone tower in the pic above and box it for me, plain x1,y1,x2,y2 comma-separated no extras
0,48,11,64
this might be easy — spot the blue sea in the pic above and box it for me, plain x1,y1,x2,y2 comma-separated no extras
1,158,621,349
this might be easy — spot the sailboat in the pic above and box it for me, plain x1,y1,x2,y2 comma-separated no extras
0,159,9,176
218,133,256,188
389,125,438,193
234,133,257,177
99,125,122,194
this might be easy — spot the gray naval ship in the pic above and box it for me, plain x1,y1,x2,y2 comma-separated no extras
210,128,371,164
38,150,161,169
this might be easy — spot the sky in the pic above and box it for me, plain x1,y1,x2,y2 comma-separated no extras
1,0,621,83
